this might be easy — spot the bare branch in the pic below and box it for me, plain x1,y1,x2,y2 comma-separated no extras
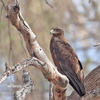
18,33,28,57
14,70,34,100
8,21,16,65
0,57,68,91
93,43,100,47
0,0,69,99
0,0,6,10
0,57,44,83
49,83,53,100
45,0,53,8
0,5,3,18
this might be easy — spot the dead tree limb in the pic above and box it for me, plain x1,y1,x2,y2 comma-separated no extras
0,57,68,93
45,0,54,8
14,70,34,100
0,0,69,100
93,43,100,47
0,0,6,10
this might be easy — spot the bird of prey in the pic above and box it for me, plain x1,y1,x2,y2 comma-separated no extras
50,27,86,97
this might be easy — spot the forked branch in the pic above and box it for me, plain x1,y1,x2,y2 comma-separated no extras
0,0,69,100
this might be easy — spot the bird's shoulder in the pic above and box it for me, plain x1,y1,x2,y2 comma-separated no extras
50,36,83,70
50,36,84,82
51,36,77,57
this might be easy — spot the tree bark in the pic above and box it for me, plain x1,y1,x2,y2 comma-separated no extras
0,0,69,100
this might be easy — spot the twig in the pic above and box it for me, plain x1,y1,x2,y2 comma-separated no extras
45,0,53,8
0,0,6,10
93,43,100,47
0,5,3,18
8,21,16,65
5,62,10,71
49,83,53,100
18,33,28,57
0,5,3,38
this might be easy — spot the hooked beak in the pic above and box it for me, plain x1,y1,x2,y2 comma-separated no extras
50,29,54,34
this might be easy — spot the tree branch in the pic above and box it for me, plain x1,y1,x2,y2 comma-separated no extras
45,0,53,8
14,70,34,100
0,0,69,100
93,43,100,47
0,0,6,10
0,57,68,91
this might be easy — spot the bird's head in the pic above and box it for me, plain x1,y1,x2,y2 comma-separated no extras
50,27,64,36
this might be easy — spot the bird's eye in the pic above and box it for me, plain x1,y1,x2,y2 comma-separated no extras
54,29,57,31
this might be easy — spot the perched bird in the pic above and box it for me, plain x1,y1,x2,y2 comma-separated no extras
50,27,86,97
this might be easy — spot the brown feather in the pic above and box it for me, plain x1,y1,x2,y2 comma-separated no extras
50,29,86,96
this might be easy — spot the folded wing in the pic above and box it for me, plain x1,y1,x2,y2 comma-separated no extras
50,38,86,96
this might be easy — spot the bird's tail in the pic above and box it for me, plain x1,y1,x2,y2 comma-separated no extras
67,73,86,97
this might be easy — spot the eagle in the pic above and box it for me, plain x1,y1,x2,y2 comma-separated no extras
50,27,86,97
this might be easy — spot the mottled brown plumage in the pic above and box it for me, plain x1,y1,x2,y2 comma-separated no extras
50,27,86,97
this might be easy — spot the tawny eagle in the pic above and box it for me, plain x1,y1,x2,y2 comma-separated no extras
50,27,86,96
